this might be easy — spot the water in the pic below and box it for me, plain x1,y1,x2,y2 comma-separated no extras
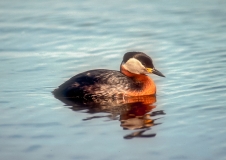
1,0,226,159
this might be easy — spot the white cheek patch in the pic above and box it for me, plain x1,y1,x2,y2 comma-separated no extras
122,58,147,74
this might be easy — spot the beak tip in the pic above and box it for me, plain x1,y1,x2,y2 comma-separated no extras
152,68,165,78
159,74,165,77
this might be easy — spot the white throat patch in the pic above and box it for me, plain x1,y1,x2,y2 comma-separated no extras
122,58,147,74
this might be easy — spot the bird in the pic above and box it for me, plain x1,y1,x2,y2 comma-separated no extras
53,52,165,101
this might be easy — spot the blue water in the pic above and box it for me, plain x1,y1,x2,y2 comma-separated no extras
1,0,226,160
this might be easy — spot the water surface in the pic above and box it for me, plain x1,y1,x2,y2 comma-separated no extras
1,0,226,160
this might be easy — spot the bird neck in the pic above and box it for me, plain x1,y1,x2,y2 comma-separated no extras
120,65,156,96
120,65,149,79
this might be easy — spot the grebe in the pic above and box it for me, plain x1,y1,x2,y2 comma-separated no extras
53,52,165,100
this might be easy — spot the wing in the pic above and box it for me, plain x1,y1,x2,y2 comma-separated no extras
53,69,134,98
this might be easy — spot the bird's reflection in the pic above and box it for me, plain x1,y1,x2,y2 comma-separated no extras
53,94,165,139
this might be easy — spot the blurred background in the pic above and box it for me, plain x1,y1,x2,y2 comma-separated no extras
1,0,226,160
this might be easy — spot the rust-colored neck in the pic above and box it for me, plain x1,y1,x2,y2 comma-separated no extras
120,65,139,78
120,65,156,96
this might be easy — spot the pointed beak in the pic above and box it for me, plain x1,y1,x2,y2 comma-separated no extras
146,68,165,77
152,68,165,77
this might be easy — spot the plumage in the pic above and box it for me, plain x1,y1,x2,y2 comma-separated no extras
53,52,164,100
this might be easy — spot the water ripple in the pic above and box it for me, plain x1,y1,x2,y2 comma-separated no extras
1,0,226,160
